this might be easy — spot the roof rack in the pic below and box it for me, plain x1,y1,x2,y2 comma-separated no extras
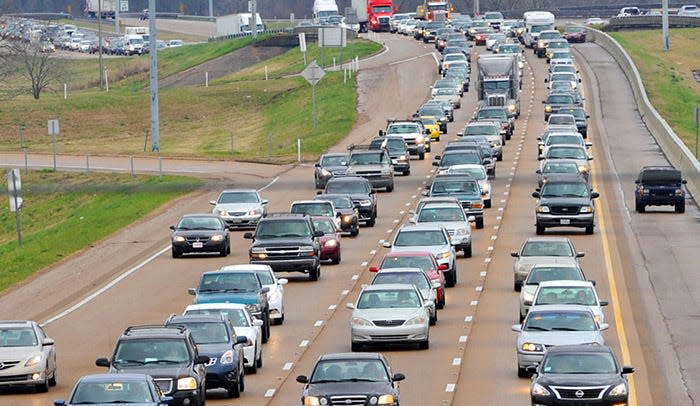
347,143,385,151
264,212,309,218
123,325,186,335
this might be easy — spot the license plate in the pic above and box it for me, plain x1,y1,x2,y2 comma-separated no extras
560,219,570,225
231,218,242,223
192,242,204,248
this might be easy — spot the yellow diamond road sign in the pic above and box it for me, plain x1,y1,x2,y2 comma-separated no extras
301,61,325,86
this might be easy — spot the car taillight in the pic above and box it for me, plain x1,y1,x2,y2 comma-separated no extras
675,189,685,196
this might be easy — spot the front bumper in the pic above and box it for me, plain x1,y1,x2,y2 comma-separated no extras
0,368,49,388
517,350,545,369
172,240,226,254
204,359,241,390
407,144,426,155
351,324,429,344
536,213,594,228
250,258,318,273
449,234,472,251
242,344,256,367
532,394,628,405
320,245,340,260
391,160,411,172
220,214,263,229
637,194,684,206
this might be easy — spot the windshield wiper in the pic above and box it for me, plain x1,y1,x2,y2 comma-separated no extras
114,359,145,365
525,326,551,331
550,327,583,331
146,359,181,364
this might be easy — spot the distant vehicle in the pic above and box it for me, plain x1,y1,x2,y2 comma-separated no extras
210,189,268,230
313,0,340,24
522,10,555,48
0,320,57,392
352,0,397,32
168,39,184,47
85,0,116,19
678,4,700,16
170,214,230,258
617,6,641,17
634,166,687,213
216,13,264,36
584,17,608,26
54,374,171,406
511,236,584,291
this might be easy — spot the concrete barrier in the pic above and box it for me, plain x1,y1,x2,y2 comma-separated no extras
585,27,700,203
606,15,700,31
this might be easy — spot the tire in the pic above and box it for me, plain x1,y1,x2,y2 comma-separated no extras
226,242,231,254
484,199,492,209
497,155,503,161
419,152,425,160
367,215,376,227
536,224,545,235
386,184,394,192
429,311,437,326
518,367,529,378
445,268,456,287
220,245,228,257
332,250,341,265
635,200,645,213
464,245,472,258
437,291,445,309
585,225,594,235
419,340,430,350
351,342,362,352
476,218,484,229
514,281,521,292
227,378,241,398
403,170,410,176
350,227,359,237
239,372,245,393
248,359,257,374
309,264,320,281
171,247,180,258
256,347,263,368
261,317,270,344
676,203,685,213
35,378,49,393
435,135,440,142
49,369,56,387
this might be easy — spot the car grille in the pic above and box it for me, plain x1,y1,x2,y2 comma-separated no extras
0,374,29,382
331,169,346,176
378,17,390,24
153,378,174,395
551,385,609,400
549,205,581,215
461,201,472,210
329,395,368,405
355,170,383,177
373,319,405,327
488,95,506,106
369,334,410,340
185,236,210,243
263,246,304,257
403,137,418,146
446,229,456,236
227,211,247,216
0,361,19,370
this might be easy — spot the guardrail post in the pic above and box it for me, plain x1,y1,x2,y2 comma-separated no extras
130,155,134,177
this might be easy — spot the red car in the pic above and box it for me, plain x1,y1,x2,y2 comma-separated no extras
370,251,447,308
312,216,341,264
563,26,586,43
474,32,489,46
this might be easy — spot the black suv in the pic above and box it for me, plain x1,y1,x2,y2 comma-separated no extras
634,166,687,213
532,174,599,234
323,176,378,226
244,213,324,281
96,325,209,406
165,314,247,398
369,136,411,176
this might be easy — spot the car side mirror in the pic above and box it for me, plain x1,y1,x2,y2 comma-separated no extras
392,373,406,382
591,192,600,199
421,190,429,196
296,375,309,384
589,279,596,286
576,252,585,257
432,281,442,289
511,252,519,257
599,323,609,331
314,163,321,167
457,131,463,136
544,78,548,83
425,129,431,135
525,365,538,374
634,179,639,184
235,336,248,344
54,400,66,406
382,241,392,248
188,288,197,296
432,161,439,167
253,319,264,327
588,156,594,160
278,278,288,285
409,217,416,224
261,199,269,205
369,266,379,272
532,191,540,198
541,100,546,104
94,357,112,368
314,230,325,237
622,366,635,374
511,324,522,332
438,264,448,271
243,232,254,239
599,300,609,306
209,200,216,205
682,179,687,184
43,338,55,346
537,155,544,161
261,286,270,294
378,130,385,136
345,302,355,309
467,216,476,222
195,355,210,365
169,225,175,230
535,169,542,174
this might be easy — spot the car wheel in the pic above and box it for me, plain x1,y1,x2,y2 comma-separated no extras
309,264,320,281
419,339,430,350
484,199,492,209
367,215,376,227
635,200,644,212
351,227,359,237
535,224,545,235
220,244,228,257
403,170,410,176
585,225,594,234
351,342,362,352
35,377,49,393
49,369,57,386
476,218,484,229
256,346,264,368
419,152,425,160
226,242,231,254
171,247,181,258
429,311,437,326
445,269,456,288
517,366,529,378
239,372,245,393
497,154,503,162
332,250,341,265
261,317,270,344
514,281,521,292
227,378,241,398
437,290,445,309
248,359,257,374
464,245,472,258
675,203,685,213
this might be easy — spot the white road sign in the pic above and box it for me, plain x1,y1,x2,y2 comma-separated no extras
48,119,59,136
7,169,23,212
301,61,325,86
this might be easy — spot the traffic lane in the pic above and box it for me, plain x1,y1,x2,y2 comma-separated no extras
575,42,695,405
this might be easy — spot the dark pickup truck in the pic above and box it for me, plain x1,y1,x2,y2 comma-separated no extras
635,166,687,213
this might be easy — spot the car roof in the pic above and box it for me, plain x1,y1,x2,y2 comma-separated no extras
540,174,588,184
186,303,248,311
167,314,225,324
524,236,574,243
398,223,447,232
319,352,383,361
382,250,434,257
181,213,221,219
77,373,153,383
528,304,594,313
362,283,419,292
0,320,35,328
120,325,188,339
219,188,258,194
219,264,272,272
537,280,594,288
375,267,427,274
419,202,463,210
327,176,370,184
322,152,349,157
545,344,613,355
292,200,332,205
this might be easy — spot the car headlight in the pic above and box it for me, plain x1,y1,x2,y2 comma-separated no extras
531,382,550,396
210,234,224,242
609,382,628,396
480,184,490,193
521,342,544,352
507,104,516,112
523,291,534,304
578,165,589,173
219,349,234,365
304,397,324,405
24,354,42,368
398,155,407,161
324,239,337,248
360,199,372,206
300,245,315,255
435,251,451,260
246,303,261,314
217,209,228,216
439,117,447,123
342,215,353,223
173,236,185,242
579,206,593,213
454,228,469,236
177,376,198,390
537,206,550,213
544,105,552,113
405,314,428,325
416,135,425,143
352,317,373,326
248,208,262,216
377,394,395,405
537,40,545,48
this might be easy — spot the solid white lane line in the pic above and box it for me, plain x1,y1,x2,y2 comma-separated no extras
470,301,478,306
370,250,376,255
361,261,368,267
480,271,487,277
283,362,294,370
257,176,280,192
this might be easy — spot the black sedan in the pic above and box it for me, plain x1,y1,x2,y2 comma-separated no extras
314,153,349,189
528,345,634,406
296,352,404,406
170,214,230,258
315,193,360,236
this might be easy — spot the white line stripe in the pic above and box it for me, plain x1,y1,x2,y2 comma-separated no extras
264,389,276,397
464,316,473,322
328,305,337,310
341,290,349,295
352,274,359,280
314,320,323,327
42,245,170,326
480,271,487,277
299,340,309,347
452,358,462,366
446,384,456,392
257,176,280,192
370,250,376,255
459,335,468,342
283,362,294,370
476,286,483,292
470,300,478,306
361,261,368,267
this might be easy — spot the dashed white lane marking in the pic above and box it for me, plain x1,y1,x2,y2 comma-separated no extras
465,316,473,322
491,235,497,240
341,290,349,295
498,207,504,211
386,229,393,233
328,305,337,310
300,340,309,347
265,389,276,397
503,191,509,195
484,258,492,263
500,199,506,203
496,216,502,220
476,286,483,292
470,300,478,306
480,271,487,277
453,358,462,366
283,362,294,370
361,261,368,267
405,202,411,206
370,250,376,255
399,210,405,215
487,246,494,251
314,320,324,327
352,274,359,280
446,384,456,392
393,219,399,223
459,335,468,343
411,194,417,198
379,239,385,244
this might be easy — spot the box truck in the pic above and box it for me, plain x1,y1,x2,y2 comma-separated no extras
85,0,116,19
216,13,264,36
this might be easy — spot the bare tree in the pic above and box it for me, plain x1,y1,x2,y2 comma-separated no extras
0,36,66,100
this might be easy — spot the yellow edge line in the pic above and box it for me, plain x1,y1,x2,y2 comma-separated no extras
591,163,637,404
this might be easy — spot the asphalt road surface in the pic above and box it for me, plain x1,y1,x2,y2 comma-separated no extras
0,32,698,406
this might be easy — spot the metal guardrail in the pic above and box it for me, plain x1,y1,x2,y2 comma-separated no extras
584,27,700,203
207,29,288,42
606,15,700,30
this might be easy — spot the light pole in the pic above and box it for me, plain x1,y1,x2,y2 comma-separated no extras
149,0,160,152
98,0,104,90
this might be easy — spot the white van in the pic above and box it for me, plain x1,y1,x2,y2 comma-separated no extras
522,11,555,48
123,34,144,56
617,7,641,16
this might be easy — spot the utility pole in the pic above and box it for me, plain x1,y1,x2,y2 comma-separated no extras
662,0,670,51
209,0,214,19
98,0,105,90
251,0,258,38
115,0,120,34
149,0,160,152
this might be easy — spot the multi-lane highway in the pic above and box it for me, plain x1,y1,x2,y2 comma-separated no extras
0,30,697,406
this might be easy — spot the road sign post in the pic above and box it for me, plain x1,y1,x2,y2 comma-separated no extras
7,169,23,246
301,61,326,127
48,119,59,171
695,106,699,158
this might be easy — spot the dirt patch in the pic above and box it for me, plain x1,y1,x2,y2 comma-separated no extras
159,45,289,87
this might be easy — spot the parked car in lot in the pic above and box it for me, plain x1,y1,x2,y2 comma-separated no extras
347,284,431,351
170,214,230,258
210,189,268,230
0,320,57,393
54,373,172,406
528,345,634,405
296,352,404,406
634,166,687,213
511,236,584,291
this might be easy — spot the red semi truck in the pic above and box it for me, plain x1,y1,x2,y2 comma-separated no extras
352,0,397,32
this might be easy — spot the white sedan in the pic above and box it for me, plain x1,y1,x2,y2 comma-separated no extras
248,264,288,325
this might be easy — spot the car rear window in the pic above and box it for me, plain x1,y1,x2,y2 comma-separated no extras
640,169,681,184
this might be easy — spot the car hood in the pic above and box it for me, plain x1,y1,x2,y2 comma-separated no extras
195,292,259,305
354,307,425,321
431,192,481,203
304,381,396,397
0,346,38,361
213,202,260,212
197,343,233,356
347,164,386,172
109,363,192,378
172,229,223,237
233,326,257,340
518,330,604,347
417,220,470,232
537,373,623,387
538,196,592,206
390,245,449,257
516,257,578,269
321,165,348,172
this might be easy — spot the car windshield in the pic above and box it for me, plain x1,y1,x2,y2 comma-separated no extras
321,155,347,166
547,147,586,160
374,272,430,290
419,107,443,117
499,45,520,53
440,153,481,166
543,162,579,174
70,381,154,404
176,217,222,230
542,353,617,374
199,272,260,293
255,270,274,285
431,180,480,195
381,255,434,271
550,81,575,91
326,180,368,194
173,322,229,345
477,109,507,120
394,230,447,247
552,73,576,82
114,339,189,365
291,203,334,217
318,195,353,209
547,135,583,146
218,191,259,204
349,152,387,165
540,32,560,40
387,124,420,134
0,327,37,347
525,267,584,284
547,95,575,104
566,26,585,33
466,125,498,136
483,80,511,91
449,166,487,179
536,287,597,306
255,219,311,239
186,309,250,327
640,169,682,184
357,289,421,309
549,41,569,49
521,241,574,256
310,359,389,383
548,115,575,125
435,88,457,96
418,207,465,222
312,218,336,234
523,311,596,331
